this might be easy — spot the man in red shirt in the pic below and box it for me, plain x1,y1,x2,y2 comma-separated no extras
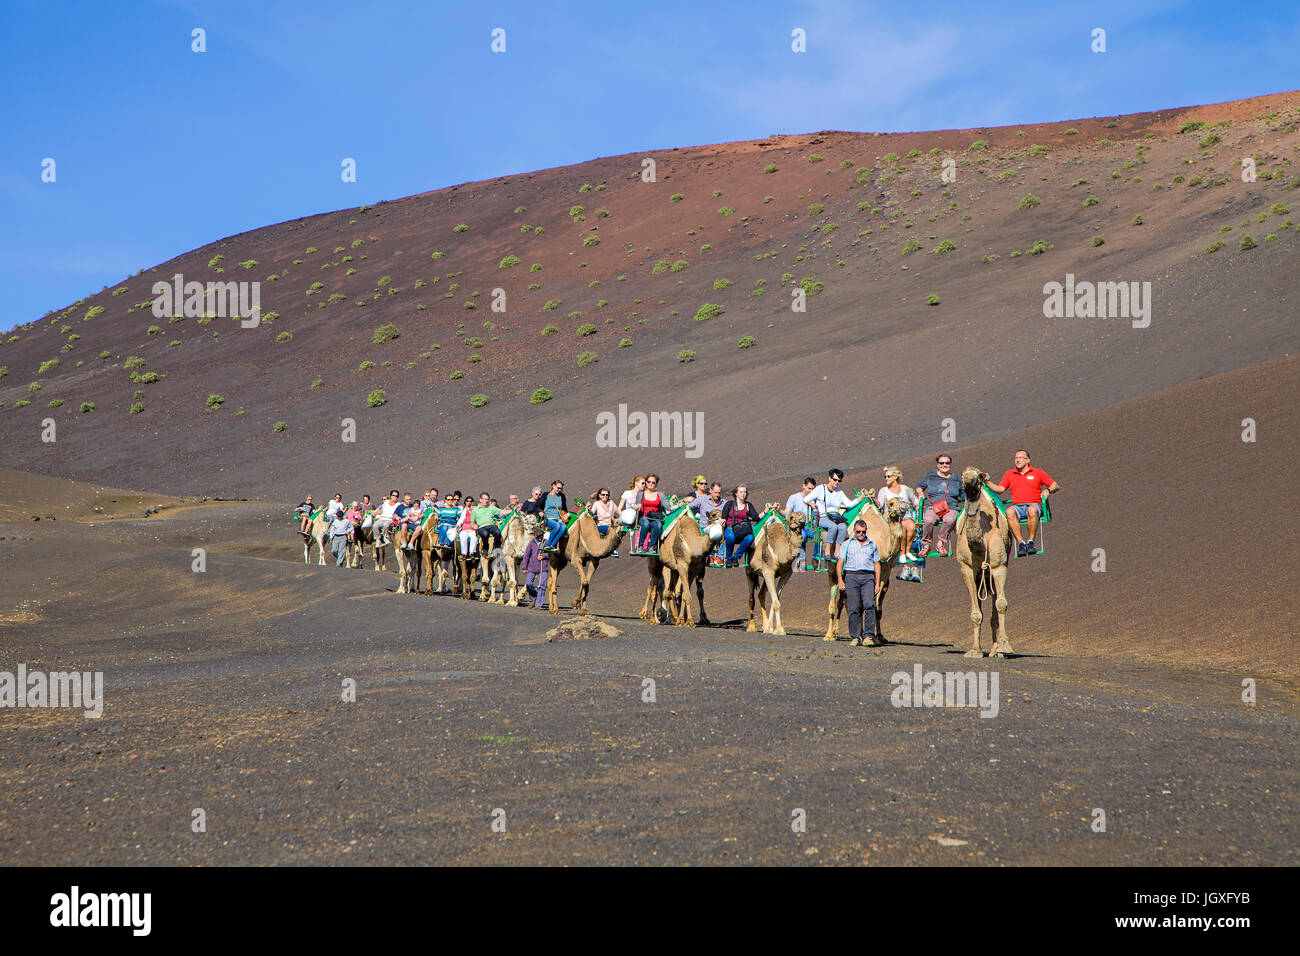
984,449,1060,557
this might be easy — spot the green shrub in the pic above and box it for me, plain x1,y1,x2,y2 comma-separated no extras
1028,240,1048,255
359,360,375,371
1082,194,1099,206
542,299,560,312
1204,240,1224,254
206,393,224,410
529,388,552,404
1132,215,1144,225
431,250,444,259
47,398,63,408
208,254,224,267
652,259,670,275
717,206,735,216
499,254,521,269
583,236,600,247
1179,121,1206,133
79,401,95,413
618,337,632,347
576,351,597,368
366,389,387,408
932,239,956,253
469,393,488,408
373,323,399,343
129,402,144,415
970,139,989,151
808,202,825,216
147,325,161,335
737,336,756,349
713,278,731,290
99,350,110,359
1028,144,1049,156
140,371,161,384
453,224,469,232
670,259,689,273
927,294,940,305
310,378,324,389
594,208,610,218
694,303,723,322
13,400,30,408
799,277,824,295
764,164,779,173
902,240,922,254
238,259,259,270
38,358,58,374
273,421,287,432
578,184,592,194
670,193,684,202
84,305,104,321
1239,234,1257,250
577,324,597,337
1018,194,1040,210
1271,202,1290,216
1091,236,1105,247
1198,132,1221,149
276,331,292,342
28,381,40,392
449,369,464,380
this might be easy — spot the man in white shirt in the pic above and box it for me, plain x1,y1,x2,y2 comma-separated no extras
328,512,354,567
373,489,401,546
804,468,864,570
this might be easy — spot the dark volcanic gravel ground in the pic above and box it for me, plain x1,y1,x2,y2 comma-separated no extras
1,507,1294,866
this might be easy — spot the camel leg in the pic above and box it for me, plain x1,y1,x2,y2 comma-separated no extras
546,563,560,614
745,575,759,632
695,573,710,626
824,583,841,642
640,562,657,622
302,537,310,564
960,562,984,657
762,569,784,635
675,567,697,628
317,535,327,565
989,565,1014,657
874,568,892,644
769,568,787,635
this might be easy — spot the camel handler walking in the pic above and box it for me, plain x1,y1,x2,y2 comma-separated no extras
983,449,1060,557
328,511,354,567
836,519,882,646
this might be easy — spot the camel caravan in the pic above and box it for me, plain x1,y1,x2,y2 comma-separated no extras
292,452,1059,657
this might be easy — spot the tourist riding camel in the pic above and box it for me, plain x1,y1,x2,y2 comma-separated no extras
915,455,962,557
983,449,1060,557
872,466,920,580
804,468,865,570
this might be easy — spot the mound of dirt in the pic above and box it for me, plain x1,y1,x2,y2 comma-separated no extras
546,617,622,642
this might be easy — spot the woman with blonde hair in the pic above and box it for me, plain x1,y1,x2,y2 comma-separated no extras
872,465,920,579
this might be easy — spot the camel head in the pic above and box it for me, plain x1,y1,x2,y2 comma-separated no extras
703,508,725,543
521,513,539,536
883,498,911,526
961,466,984,504
789,511,808,534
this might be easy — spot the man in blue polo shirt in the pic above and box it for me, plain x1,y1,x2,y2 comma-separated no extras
836,519,882,646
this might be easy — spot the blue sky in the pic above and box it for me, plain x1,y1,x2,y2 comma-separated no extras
2,0,1296,330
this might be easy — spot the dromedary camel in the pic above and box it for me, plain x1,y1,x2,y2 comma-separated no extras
348,517,388,571
394,525,421,594
744,511,807,635
482,512,538,606
640,508,724,626
546,510,625,615
415,522,457,595
301,512,329,565
823,498,909,644
955,466,1014,658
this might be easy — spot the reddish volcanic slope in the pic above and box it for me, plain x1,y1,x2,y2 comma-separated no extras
1,90,1296,503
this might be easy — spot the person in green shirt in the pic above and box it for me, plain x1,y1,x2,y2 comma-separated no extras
472,492,504,551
